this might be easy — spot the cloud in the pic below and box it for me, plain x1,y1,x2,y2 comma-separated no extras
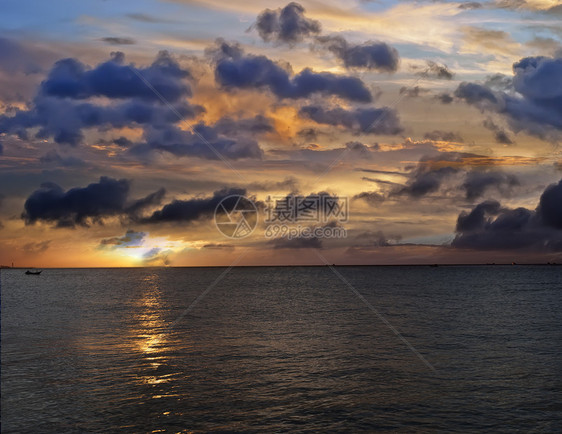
494,0,561,12
353,191,385,204
483,118,514,144
0,51,200,146
41,51,190,102
462,26,520,57
202,243,235,249
213,42,372,102
399,86,429,98
142,247,171,265
100,229,147,247
254,2,321,44
452,179,562,251
39,150,86,167
435,92,454,104
316,35,400,72
353,230,402,247
461,171,519,201
126,188,166,217
269,236,323,249
0,142,3,155
253,5,399,72
126,13,177,23
100,37,136,45
414,60,454,80
537,179,562,229
99,229,172,265
22,176,165,227
455,55,562,139
0,49,262,160
299,104,402,135
458,2,483,9
141,187,247,224
390,152,521,200
423,130,464,142
23,240,52,254
132,120,265,160
396,165,458,198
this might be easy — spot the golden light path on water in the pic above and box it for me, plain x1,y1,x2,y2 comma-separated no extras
134,272,183,399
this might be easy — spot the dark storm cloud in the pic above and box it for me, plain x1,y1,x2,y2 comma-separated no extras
454,82,498,104
213,43,372,102
100,37,136,45
126,188,166,217
22,176,165,227
462,171,519,201
133,121,264,160
0,49,263,160
390,153,520,201
452,179,562,251
0,96,200,146
536,179,562,229
255,2,321,44
40,51,190,102
0,52,201,147
316,35,400,72
396,166,458,198
22,176,131,227
253,4,399,71
142,187,247,224
299,104,402,135
455,55,562,138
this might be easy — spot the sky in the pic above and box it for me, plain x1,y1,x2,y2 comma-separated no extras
0,0,561,267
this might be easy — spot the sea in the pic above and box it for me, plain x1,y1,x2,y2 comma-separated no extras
1,266,561,432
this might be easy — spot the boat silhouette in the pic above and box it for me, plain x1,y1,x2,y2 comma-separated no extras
25,270,42,275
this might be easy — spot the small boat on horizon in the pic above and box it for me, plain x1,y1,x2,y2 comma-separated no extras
25,270,42,275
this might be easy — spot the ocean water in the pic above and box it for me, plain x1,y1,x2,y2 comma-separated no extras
1,266,561,432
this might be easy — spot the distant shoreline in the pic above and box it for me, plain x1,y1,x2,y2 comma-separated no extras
1,263,561,270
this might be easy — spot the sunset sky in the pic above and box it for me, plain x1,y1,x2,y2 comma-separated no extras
1,0,561,267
